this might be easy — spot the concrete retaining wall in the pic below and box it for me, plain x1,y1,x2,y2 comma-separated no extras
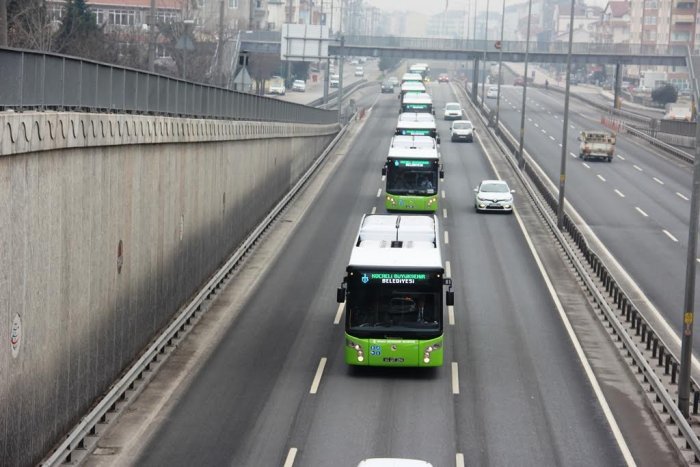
0,112,339,466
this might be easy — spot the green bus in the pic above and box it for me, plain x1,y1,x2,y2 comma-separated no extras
337,214,454,367
400,92,434,114
395,112,440,143
382,136,442,212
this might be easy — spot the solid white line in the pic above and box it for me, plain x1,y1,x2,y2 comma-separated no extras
677,192,690,201
614,189,625,198
549,135,555,141
334,303,345,325
633,164,643,172
442,190,446,199
448,305,455,326
663,229,678,242
635,207,648,217
376,188,382,197
616,154,625,160
309,358,327,394
283,448,298,467
444,231,449,244
597,174,606,182
443,208,448,219
583,163,591,169
653,177,664,185
456,453,465,467
451,362,460,394
445,260,451,277
371,206,376,214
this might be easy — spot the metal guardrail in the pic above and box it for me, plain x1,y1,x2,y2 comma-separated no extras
457,81,700,463
0,47,336,124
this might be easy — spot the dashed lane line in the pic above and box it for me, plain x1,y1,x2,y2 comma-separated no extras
677,192,690,201
653,177,665,185
309,358,327,394
614,189,625,198
444,231,449,244
283,448,298,467
451,362,460,395
583,163,591,169
617,154,625,160
633,165,643,172
376,188,382,197
334,303,345,325
663,230,678,242
636,207,648,217
597,174,606,182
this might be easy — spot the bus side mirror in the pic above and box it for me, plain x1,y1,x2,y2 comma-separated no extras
382,166,387,176
440,170,445,180
446,291,454,307
337,287,346,303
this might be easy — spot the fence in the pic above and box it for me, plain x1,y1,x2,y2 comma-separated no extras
0,47,336,125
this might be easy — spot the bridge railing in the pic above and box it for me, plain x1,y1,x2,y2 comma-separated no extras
0,47,336,125
340,35,687,57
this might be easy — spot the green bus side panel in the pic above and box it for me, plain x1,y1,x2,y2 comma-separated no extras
385,194,438,212
345,333,444,367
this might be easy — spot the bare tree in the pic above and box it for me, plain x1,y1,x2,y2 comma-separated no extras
7,0,53,51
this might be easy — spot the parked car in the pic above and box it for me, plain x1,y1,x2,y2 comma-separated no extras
450,120,474,142
438,73,450,83
486,85,499,98
381,81,394,93
443,102,463,120
292,79,306,92
474,179,514,213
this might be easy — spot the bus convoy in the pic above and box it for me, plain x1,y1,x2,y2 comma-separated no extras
336,64,454,368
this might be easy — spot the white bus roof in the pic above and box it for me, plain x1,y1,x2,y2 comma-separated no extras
390,135,436,150
401,93,433,105
348,215,443,269
387,147,439,160
398,112,436,123
401,81,426,92
401,73,423,82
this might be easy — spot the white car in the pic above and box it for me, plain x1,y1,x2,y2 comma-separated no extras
354,66,365,77
330,74,340,88
450,120,474,142
292,79,306,92
474,179,514,213
443,102,463,120
486,85,499,98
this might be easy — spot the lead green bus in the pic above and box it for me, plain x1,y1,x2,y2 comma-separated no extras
337,214,454,367
382,136,442,212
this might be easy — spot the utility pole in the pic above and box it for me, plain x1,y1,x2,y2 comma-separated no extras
516,0,534,169
147,0,157,72
217,1,226,86
0,0,6,48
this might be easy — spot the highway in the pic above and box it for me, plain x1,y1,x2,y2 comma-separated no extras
487,80,700,356
92,82,638,466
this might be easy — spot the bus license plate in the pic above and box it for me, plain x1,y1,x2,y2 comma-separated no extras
383,357,405,363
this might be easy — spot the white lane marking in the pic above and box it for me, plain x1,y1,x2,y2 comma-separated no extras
443,208,448,219
559,143,563,148
445,260,451,278
371,206,376,214
283,448,298,467
549,135,555,141
653,177,664,185
456,453,465,467
635,207,648,217
444,231,449,244
334,303,345,325
570,124,575,129
528,117,532,122
451,362,460,394
442,190,446,199
309,358,327,394
541,129,547,134
617,154,625,160
597,174,606,182
376,188,382,197
570,152,577,158
448,305,455,326
475,128,635,465
633,165,643,172
583,162,591,169
663,229,678,242
381,175,386,182
614,189,625,198
697,258,700,263
534,122,539,128
677,192,690,201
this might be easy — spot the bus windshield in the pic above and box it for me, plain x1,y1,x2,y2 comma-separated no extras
386,159,438,195
401,103,433,113
346,270,443,338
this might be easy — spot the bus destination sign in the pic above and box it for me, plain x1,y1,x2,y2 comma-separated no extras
394,159,430,167
361,272,428,284
399,129,430,136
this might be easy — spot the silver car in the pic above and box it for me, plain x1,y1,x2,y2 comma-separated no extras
474,179,514,213
443,102,463,120
450,120,474,142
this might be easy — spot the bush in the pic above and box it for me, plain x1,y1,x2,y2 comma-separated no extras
651,83,678,105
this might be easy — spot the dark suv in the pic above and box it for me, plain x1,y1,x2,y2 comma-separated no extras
381,81,394,93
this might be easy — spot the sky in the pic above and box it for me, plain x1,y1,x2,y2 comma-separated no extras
365,0,608,16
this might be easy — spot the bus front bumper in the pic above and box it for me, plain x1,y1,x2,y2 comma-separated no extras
345,335,444,367
385,194,438,212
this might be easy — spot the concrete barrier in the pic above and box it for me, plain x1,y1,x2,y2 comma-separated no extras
0,112,339,466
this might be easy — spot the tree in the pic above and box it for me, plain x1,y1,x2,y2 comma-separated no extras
379,56,400,72
651,83,678,106
53,0,103,59
7,0,53,50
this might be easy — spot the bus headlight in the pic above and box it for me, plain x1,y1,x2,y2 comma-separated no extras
427,197,436,206
386,195,396,205
347,339,364,361
423,343,441,363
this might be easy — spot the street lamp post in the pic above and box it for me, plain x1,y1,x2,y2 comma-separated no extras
480,0,490,107
494,0,506,130
555,0,577,230
516,0,533,169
